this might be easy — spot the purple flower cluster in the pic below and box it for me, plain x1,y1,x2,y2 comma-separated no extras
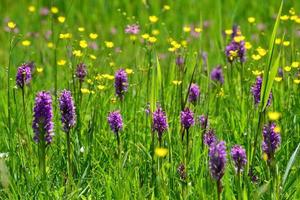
152,107,168,141
209,141,227,181
16,63,32,88
125,24,140,35
225,26,246,63
32,91,54,144
188,83,200,104
114,69,128,100
76,63,87,83
176,56,185,67
108,111,123,134
203,129,217,147
211,66,224,84
199,114,208,129
251,76,272,106
59,90,76,133
180,108,194,130
177,163,187,180
262,123,281,161
231,145,247,173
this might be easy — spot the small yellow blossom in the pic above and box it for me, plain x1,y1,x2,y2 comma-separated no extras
102,74,114,80
89,54,97,60
289,8,295,15
111,97,117,103
252,70,263,76
51,6,59,14
7,21,16,29
172,80,182,85
283,41,290,46
81,88,90,94
290,15,297,21
59,33,72,39
248,17,256,23
168,47,176,52
79,40,88,48
89,33,98,39
105,41,114,48
268,112,281,121
148,36,157,43
155,147,168,157
73,50,83,57
295,17,300,24
274,126,281,133
181,40,187,48
163,5,170,11
97,85,106,90
280,15,289,21
257,47,267,56
252,54,261,61
28,5,36,12
217,88,224,97
21,40,31,46
275,38,281,44
36,67,43,73
78,27,85,32
233,35,245,43
87,79,93,84
149,15,158,23
130,35,137,41
291,62,299,68
274,77,282,82
245,42,252,49
125,68,134,74
284,66,291,72
109,62,115,67
294,79,300,84
142,34,150,39
47,42,54,48
225,29,233,35
263,153,268,161
183,26,191,32
194,27,202,33
57,59,66,66
152,29,160,35
58,16,65,23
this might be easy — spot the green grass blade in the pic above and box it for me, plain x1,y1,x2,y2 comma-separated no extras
282,143,300,185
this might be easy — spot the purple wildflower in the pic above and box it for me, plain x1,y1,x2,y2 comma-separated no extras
278,67,283,77
125,24,140,35
76,63,87,83
209,141,227,181
180,108,194,130
203,129,217,147
16,64,32,88
251,76,272,106
152,107,168,142
188,83,200,104
32,91,54,144
231,145,247,173
262,123,281,161
198,114,208,129
225,25,246,63
107,111,123,134
59,90,76,133
114,69,128,100
176,56,185,67
211,66,224,84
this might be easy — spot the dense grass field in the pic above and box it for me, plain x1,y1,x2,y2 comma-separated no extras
1,0,300,199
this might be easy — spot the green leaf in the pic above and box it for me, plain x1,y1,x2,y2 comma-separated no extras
282,143,300,185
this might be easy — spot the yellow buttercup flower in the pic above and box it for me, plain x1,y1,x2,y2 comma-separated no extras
57,59,66,66
252,54,261,61
274,77,282,82
73,50,83,57
155,147,168,157
233,36,245,43
280,15,289,21
275,38,281,44
149,15,158,23
89,54,97,60
152,29,160,35
289,7,295,15
257,47,267,56
274,126,281,133
268,111,281,121
125,68,134,74
7,21,16,29
148,37,157,43
248,17,256,23
252,70,263,76
245,42,252,49
291,62,299,68
111,97,117,103
81,88,90,94
142,34,149,39
283,41,290,46
28,6,36,12
284,66,291,72
194,27,202,33
59,33,72,39
79,40,88,48
36,67,43,73
97,85,106,90
168,47,176,52
22,40,31,46
105,41,114,48
263,153,268,161
47,42,54,48
58,16,65,23
51,6,59,14
163,5,170,11
183,26,191,32
225,29,233,35
102,74,114,80
109,62,115,67
294,79,300,84
172,80,182,85
89,33,98,39
78,27,85,32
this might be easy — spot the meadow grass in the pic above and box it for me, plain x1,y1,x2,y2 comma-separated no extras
0,0,300,199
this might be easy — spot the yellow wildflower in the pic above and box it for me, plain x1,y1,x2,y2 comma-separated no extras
194,27,202,33
257,47,267,56
21,40,31,46
89,54,97,60
183,26,191,32
142,34,150,39
36,67,43,73
89,33,98,39
105,41,114,48
280,15,289,21
97,85,106,90
274,77,282,82
294,79,300,84
155,148,168,157
79,40,88,48
149,15,158,23
245,42,252,49
57,59,66,66
163,5,170,11
284,66,291,72
73,50,83,57
291,62,299,68
152,29,160,35
7,21,16,29
148,37,157,43
172,80,182,85
225,29,233,35
252,54,261,61
252,70,263,76
81,88,90,94
28,5,36,12
125,68,134,74
58,16,65,23
51,6,59,14
78,27,85,32
275,38,281,44
268,112,281,121
283,41,290,46
248,17,256,23
47,42,54,48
